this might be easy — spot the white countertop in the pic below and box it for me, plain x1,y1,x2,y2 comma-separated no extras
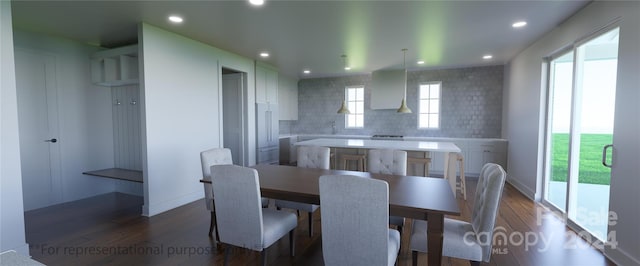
294,138,461,153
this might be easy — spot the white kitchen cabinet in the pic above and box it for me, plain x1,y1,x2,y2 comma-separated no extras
466,140,507,175
278,74,298,120
255,62,278,104
91,45,139,87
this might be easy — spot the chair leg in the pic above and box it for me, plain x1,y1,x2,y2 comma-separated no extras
208,212,214,237
308,212,314,237
261,250,267,266
223,245,231,266
412,251,418,266
470,260,480,266
289,229,296,257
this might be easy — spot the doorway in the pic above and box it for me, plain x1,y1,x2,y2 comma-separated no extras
543,27,620,242
221,68,248,166
15,49,63,211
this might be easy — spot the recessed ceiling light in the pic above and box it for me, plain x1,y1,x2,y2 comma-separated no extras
249,0,264,6
303,70,311,74
512,21,527,28
344,66,351,70
168,16,183,23
483,55,493,59
259,52,269,58
417,60,425,65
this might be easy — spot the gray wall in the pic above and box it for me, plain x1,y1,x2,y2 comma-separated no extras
290,65,503,138
503,2,639,264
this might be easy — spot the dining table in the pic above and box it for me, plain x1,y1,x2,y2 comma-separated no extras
201,164,461,265
294,138,462,195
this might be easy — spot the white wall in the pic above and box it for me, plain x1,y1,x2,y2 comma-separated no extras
139,23,256,216
504,2,640,265
0,1,29,255
13,30,117,208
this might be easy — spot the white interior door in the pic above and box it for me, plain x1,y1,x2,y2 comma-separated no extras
15,49,62,211
222,72,245,165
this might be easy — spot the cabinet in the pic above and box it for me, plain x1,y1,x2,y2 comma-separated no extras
466,140,507,175
256,102,279,164
255,62,278,104
91,45,139,87
278,74,298,120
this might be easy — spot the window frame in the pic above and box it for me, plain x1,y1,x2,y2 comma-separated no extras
344,85,364,128
418,82,442,129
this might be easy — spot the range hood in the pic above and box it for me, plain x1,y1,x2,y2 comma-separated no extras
370,69,406,110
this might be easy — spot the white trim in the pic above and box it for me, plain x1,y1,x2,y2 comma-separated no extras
506,175,536,201
142,190,203,217
605,245,640,266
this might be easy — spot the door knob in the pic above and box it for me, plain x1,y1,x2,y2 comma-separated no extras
45,138,57,143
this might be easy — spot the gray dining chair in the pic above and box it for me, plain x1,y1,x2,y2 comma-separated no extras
409,163,506,266
200,148,267,240
367,149,408,235
211,165,297,266
200,148,233,240
319,174,400,266
275,145,329,237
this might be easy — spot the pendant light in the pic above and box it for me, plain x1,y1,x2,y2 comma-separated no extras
397,48,412,113
337,55,351,114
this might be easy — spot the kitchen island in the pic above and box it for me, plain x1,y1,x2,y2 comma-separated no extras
294,138,461,195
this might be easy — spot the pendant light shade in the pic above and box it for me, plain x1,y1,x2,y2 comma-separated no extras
397,49,412,113
337,100,351,114
337,54,352,114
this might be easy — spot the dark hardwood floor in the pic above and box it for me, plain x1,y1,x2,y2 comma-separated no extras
25,178,614,266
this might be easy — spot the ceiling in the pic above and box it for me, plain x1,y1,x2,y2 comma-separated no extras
10,0,590,79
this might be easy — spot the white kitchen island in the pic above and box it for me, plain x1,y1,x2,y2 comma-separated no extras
294,138,461,196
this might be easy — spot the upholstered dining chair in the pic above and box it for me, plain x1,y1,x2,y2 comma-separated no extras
275,145,330,237
200,148,268,240
367,149,408,235
200,148,233,240
319,174,400,266
211,165,297,266
409,163,506,266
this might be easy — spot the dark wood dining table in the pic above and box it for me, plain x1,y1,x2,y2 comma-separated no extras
201,164,460,265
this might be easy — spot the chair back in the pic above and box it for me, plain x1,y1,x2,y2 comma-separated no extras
319,175,390,265
297,146,330,169
470,163,506,261
200,148,233,211
211,165,264,251
367,149,407,175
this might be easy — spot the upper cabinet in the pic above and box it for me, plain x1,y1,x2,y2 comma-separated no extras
278,74,298,120
91,45,139,87
255,62,278,104
370,69,405,109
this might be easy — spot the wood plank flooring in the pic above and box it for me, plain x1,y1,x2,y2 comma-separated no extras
25,178,614,265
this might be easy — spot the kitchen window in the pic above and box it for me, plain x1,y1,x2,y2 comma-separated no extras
345,86,364,128
418,82,441,129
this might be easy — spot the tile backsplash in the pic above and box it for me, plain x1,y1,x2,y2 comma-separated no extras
284,65,503,138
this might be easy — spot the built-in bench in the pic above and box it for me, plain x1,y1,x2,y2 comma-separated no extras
83,168,143,183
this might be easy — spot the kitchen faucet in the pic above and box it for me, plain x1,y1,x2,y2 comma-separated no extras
331,121,336,134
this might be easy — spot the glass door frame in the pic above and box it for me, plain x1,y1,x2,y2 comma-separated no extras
541,22,620,249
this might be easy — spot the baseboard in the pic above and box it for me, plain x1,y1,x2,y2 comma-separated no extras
2,243,30,256
506,175,536,201
606,245,640,266
142,190,203,217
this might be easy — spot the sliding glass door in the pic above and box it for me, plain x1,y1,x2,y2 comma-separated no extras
543,27,619,241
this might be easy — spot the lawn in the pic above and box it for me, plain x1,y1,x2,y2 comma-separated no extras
550,133,612,185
